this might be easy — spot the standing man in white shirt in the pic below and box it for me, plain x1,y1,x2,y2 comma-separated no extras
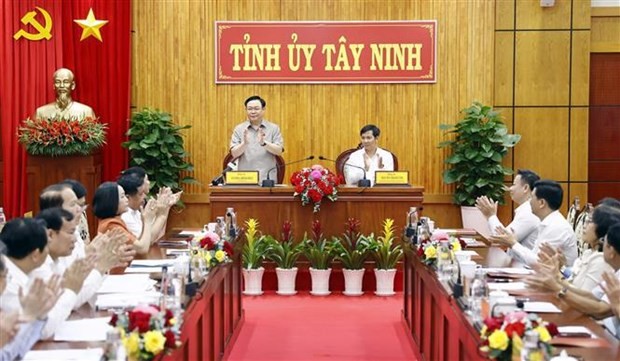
344,124,394,187
490,179,578,267
476,169,540,249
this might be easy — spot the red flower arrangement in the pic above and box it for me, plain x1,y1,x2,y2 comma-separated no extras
290,165,341,212
108,304,180,360
17,115,106,156
189,230,234,270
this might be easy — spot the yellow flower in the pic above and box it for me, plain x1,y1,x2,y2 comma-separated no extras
169,317,176,326
424,246,437,259
123,332,140,356
143,330,166,355
203,251,212,263
215,250,226,262
451,239,461,252
488,330,510,351
535,326,551,342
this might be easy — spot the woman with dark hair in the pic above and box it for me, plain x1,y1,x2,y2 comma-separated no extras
61,179,90,243
92,182,156,255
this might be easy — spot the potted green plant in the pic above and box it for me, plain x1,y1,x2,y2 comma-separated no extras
123,108,197,197
241,219,271,295
439,101,521,231
302,220,337,296
368,218,403,296
331,218,372,296
266,221,304,295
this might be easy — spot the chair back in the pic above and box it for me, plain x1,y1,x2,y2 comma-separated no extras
223,153,286,184
335,144,399,177
574,202,593,256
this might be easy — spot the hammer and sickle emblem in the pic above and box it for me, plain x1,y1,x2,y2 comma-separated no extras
13,7,53,41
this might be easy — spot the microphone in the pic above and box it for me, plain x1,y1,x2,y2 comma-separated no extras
261,155,315,187
318,156,371,187
211,161,238,186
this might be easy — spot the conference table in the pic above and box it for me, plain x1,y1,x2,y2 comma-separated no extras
33,232,244,361
402,240,620,361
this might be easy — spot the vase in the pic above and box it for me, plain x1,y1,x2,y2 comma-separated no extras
242,267,265,296
275,267,298,295
342,268,365,296
309,268,331,296
374,268,397,296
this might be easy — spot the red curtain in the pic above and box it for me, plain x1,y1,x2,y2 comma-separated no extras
0,0,130,218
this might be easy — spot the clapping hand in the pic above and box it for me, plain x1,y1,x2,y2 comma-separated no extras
19,275,63,322
538,243,565,271
488,226,517,248
475,196,498,218
0,312,20,347
62,256,95,294
524,262,562,293
601,271,620,317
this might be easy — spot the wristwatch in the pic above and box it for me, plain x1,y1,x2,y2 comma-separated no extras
557,286,568,299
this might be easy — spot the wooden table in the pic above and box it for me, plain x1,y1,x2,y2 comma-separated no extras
34,232,244,361
402,244,620,361
209,185,424,239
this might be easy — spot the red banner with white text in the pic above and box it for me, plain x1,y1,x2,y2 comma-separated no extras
215,21,436,84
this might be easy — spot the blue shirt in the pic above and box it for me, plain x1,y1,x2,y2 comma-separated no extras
0,320,46,361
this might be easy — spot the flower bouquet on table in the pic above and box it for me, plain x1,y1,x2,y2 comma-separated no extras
290,164,341,212
417,230,465,265
189,230,234,270
109,304,180,361
17,115,106,156
479,311,559,361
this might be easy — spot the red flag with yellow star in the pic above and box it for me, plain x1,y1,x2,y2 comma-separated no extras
0,0,130,218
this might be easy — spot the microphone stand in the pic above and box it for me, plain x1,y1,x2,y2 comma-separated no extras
261,155,315,187
318,156,371,187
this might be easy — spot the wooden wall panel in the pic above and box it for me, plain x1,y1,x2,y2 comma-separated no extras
570,108,589,182
571,31,591,106
591,11,620,53
495,0,590,214
516,0,572,30
514,108,569,181
515,31,571,106
494,33,514,106
132,0,496,228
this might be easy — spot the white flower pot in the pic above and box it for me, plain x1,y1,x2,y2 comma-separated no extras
242,267,264,296
275,267,298,295
343,268,365,296
309,268,331,296
374,268,397,296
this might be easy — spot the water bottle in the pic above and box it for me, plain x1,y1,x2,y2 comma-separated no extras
105,328,127,361
520,330,544,361
0,207,6,232
160,266,177,312
436,240,453,281
469,268,488,322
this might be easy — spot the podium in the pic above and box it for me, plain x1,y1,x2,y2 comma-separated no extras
26,153,102,233
210,185,424,239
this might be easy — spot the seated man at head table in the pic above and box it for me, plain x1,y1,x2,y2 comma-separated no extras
0,218,90,340
229,95,284,182
0,240,63,360
526,222,620,339
344,124,394,187
489,179,578,268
